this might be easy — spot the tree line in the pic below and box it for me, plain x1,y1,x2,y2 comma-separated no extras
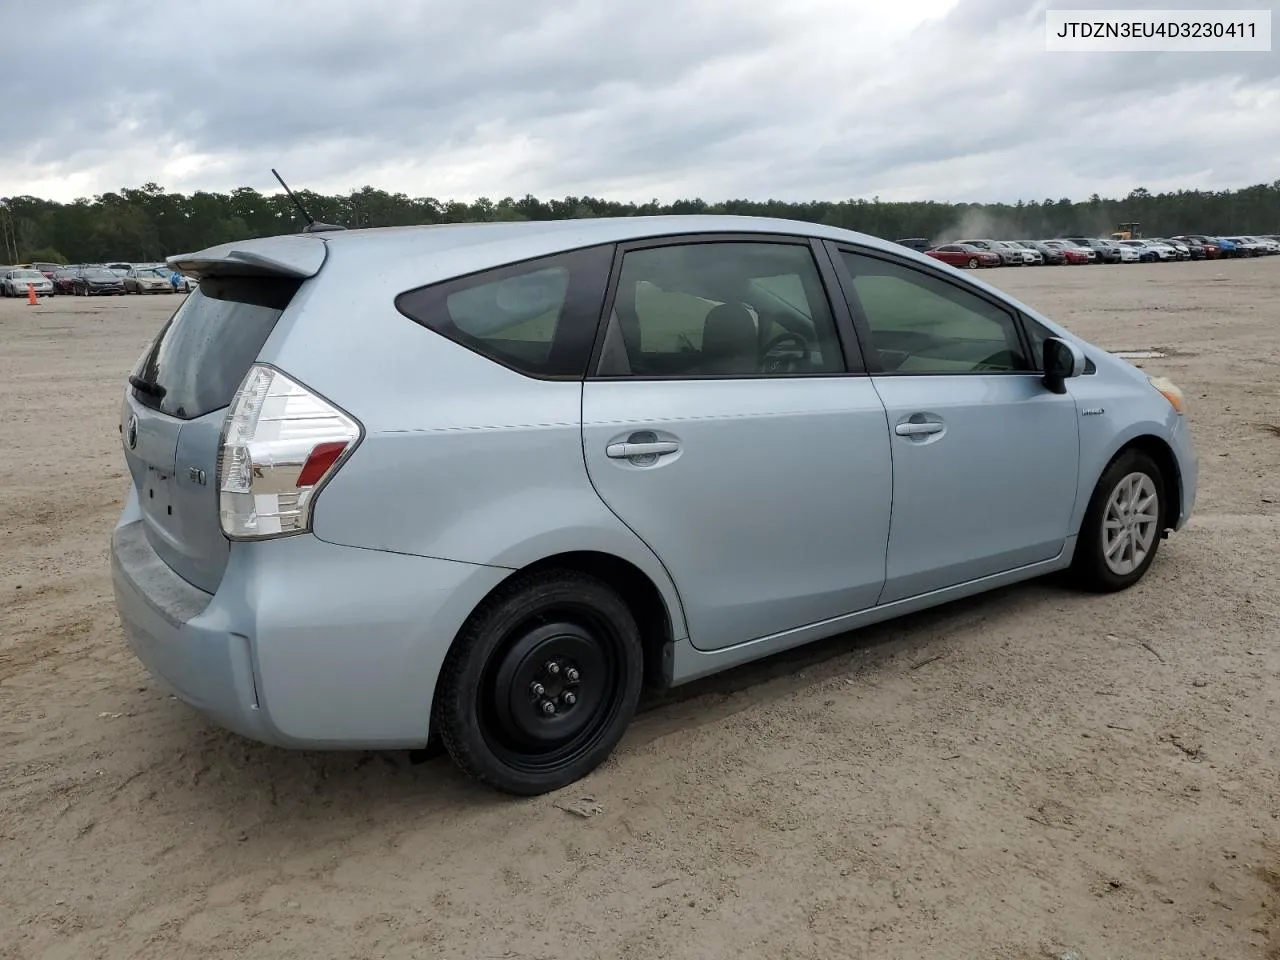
2,180,1278,265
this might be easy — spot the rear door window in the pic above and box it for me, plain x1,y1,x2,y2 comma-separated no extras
132,275,300,420
594,240,845,378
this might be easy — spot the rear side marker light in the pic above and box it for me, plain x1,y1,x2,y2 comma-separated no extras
217,364,361,539
296,441,350,488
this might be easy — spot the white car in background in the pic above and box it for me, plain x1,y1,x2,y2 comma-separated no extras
1125,240,1176,262
1115,244,1142,263
1,268,56,297
995,240,1041,265
1241,236,1279,255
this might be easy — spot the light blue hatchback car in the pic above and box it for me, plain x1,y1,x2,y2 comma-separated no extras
111,216,1197,794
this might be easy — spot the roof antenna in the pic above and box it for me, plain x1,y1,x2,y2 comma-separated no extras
271,168,346,233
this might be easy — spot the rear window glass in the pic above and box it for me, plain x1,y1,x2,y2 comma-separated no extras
395,244,613,378
132,276,300,420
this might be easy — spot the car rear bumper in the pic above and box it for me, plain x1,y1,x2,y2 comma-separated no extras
111,492,510,749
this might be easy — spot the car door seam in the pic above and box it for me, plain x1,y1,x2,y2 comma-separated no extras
863,375,896,607
577,382,694,643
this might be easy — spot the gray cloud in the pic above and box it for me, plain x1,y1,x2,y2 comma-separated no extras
2,0,1277,203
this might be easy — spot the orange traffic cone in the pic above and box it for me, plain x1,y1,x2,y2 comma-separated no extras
27,283,39,306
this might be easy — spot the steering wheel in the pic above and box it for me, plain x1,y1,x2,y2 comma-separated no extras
760,331,810,373
972,350,1017,372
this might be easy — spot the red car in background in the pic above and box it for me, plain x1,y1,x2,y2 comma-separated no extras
1042,241,1091,264
1174,235,1222,258
925,243,1002,268
51,266,81,294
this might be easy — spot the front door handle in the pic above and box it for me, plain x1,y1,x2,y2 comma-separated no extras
606,441,680,459
895,421,944,437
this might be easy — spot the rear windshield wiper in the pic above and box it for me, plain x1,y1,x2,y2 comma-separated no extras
129,374,167,399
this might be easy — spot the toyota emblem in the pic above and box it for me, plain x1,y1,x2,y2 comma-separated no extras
126,414,139,450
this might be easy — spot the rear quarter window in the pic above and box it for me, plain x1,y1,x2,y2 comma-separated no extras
394,244,614,378
132,275,300,420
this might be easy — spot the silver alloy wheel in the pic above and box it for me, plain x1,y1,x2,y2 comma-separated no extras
1102,471,1159,575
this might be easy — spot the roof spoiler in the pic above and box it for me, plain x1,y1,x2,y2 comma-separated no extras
167,234,328,280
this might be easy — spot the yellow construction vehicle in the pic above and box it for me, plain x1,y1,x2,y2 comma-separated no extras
1110,222,1142,241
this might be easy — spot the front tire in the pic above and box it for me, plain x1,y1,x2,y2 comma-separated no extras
1071,449,1165,592
967,257,978,269
435,569,644,795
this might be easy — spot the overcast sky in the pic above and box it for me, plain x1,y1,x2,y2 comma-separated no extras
2,0,1276,204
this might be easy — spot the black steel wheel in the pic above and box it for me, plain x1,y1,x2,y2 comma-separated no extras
434,569,643,795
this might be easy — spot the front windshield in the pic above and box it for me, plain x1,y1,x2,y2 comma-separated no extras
84,268,115,279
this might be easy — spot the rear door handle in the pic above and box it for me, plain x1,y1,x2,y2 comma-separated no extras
606,441,680,459
895,421,944,437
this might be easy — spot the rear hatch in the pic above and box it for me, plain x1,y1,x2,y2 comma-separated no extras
121,273,305,593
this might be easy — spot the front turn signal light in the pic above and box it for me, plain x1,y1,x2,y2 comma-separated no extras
1149,376,1186,415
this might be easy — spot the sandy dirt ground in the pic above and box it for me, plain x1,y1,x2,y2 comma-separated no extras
1,260,1277,960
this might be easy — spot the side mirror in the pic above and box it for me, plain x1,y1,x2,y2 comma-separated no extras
1043,336,1085,394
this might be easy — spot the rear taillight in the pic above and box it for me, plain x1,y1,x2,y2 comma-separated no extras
217,364,360,540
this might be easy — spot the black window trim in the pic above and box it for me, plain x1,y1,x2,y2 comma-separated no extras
1019,311,1098,376
584,231,868,382
393,241,617,382
823,239,1042,378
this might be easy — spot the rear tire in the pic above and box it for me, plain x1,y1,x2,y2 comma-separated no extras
434,569,644,795
1071,449,1165,592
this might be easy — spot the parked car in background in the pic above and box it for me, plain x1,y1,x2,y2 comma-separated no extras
1097,239,1130,263
1120,240,1170,262
993,240,1041,265
51,267,81,295
125,266,176,294
924,243,1002,268
1041,241,1091,264
1017,240,1066,265
895,238,933,252
1222,236,1265,256
31,261,62,280
106,262,133,276
1169,237,1209,259
1,268,55,297
1052,239,1099,263
1210,237,1240,257
1240,235,1279,255
71,266,127,295
959,238,1022,265
1151,239,1191,261
110,216,1198,795
1064,237,1121,264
